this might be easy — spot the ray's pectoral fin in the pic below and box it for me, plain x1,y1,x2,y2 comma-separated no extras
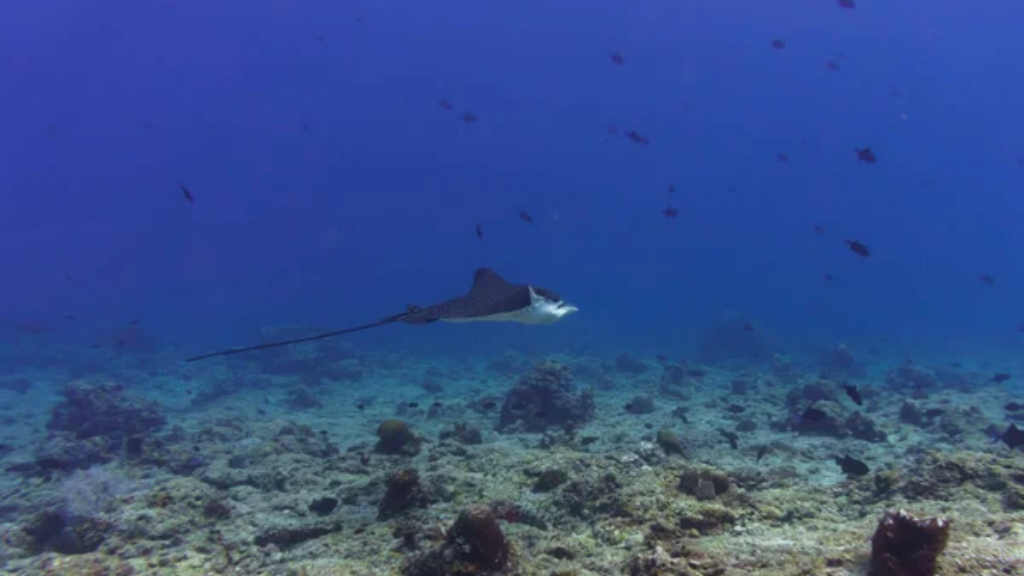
469,268,513,294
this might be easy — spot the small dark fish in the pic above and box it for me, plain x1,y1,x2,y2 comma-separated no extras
835,455,869,477
992,373,1012,384
855,147,877,163
644,422,653,430
518,210,534,224
662,206,679,218
743,322,755,333
844,384,863,406
624,130,650,145
995,423,1024,450
979,274,996,286
185,389,192,395
756,445,769,462
823,274,835,282
777,153,790,163
668,183,675,194
475,223,483,239
460,112,478,123
814,225,825,234
770,39,786,50
924,408,945,418
845,239,871,257
837,0,855,8
802,407,828,422
179,184,195,203
355,403,366,411
439,99,453,111
407,402,419,408
431,401,442,408
610,51,624,65
1005,402,1022,412
826,60,841,71
481,400,497,410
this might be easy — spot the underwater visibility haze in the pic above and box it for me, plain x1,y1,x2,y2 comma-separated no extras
1,0,1023,574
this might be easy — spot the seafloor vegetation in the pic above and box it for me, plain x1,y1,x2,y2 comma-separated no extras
1,318,1022,576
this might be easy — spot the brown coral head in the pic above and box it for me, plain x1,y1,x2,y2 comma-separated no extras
376,419,420,455
448,505,510,571
870,509,950,576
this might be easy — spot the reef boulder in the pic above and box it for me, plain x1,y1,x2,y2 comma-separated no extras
403,505,512,576
498,360,594,433
870,509,950,576
376,420,422,456
47,381,165,443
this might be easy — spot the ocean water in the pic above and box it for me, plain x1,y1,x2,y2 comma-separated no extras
1,0,1023,574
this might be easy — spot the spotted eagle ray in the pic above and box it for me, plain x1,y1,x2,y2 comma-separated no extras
186,268,578,362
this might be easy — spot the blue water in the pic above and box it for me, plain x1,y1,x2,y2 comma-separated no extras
2,0,1023,362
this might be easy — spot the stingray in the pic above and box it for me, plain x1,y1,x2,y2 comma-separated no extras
186,268,578,362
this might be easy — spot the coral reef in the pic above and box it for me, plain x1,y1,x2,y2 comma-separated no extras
376,420,422,456
870,509,950,576
887,361,939,392
4,344,1024,576
48,381,166,442
679,467,731,501
379,468,431,519
498,360,594,433
656,428,686,455
821,343,863,376
403,505,512,576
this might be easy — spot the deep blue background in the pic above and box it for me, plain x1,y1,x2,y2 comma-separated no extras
1,0,1022,361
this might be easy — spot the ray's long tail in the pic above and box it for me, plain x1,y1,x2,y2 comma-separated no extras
185,310,412,362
